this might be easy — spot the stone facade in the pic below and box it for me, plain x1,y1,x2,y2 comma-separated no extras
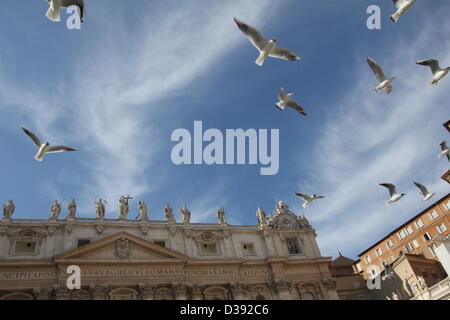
0,201,339,300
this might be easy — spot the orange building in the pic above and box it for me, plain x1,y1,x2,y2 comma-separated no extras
329,253,370,300
354,194,450,280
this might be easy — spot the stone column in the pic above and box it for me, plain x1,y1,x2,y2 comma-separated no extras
173,283,188,300
274,280,292,300
90,284,108,300
230,283,247,300
33,288,53,300
139,284,155,300
189,285,204,300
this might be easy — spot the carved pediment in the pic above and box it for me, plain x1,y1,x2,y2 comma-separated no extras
53,232,188,263
192,231,224,243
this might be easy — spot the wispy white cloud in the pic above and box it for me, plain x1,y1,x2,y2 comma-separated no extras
302,13,450,258
0,0,275,217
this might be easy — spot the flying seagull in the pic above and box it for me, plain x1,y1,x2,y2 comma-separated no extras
233,17,300,66
45,0,84,22
390,0,416,23
379,183,406,205
295,192,325,208
416,59,450,85
21,126,77,162
276,88,307,116
438,141,450,162
413,182,436,202
367,58,396,94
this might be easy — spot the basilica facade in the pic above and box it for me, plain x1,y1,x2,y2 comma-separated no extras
0,201,339,300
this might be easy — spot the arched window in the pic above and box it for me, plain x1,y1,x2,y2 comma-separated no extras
303,293,315,300
204,286,229,300
70,289,92,300
0,292,34,300
109,288,138,300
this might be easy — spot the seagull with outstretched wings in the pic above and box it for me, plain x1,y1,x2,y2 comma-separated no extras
234,17,300,66
390,0,416,23
416,59,450,85
21,126,77,162
413,182,436,202
438,141,450,162
367,57,396,94
295,192,325,208
379,183,406,205
45,0,84,23
276,88,307,116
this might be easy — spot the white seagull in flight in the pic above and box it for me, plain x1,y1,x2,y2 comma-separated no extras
21,126,77,162
379,183,406,205
390,0,416,23
438,141,450,162
295,193,325,208
276,88,307,116
234,17,300,66
416,59,450,85
367,58,396,94
413,182,436,202
45,0,84,22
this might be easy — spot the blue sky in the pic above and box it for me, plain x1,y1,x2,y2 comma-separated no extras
0,0,449,260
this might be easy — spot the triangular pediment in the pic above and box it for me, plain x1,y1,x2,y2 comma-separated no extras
53,232,188,264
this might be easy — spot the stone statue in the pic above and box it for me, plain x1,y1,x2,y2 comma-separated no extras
50,200,62,220
95,199,106,219
119,195,132,220
297,214,312,229
67,199,76,219
418,276,427,290
2,200,15,219
164,204,176,223
385,296,391,300
137,201,149,221
256,207,267,225
391,292,399,300
217,206,226,224
275,201,290,216
180,205,190,224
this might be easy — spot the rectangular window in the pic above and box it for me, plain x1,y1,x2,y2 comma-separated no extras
286,238,302,255
242,243,256,256
386,240,394,249
405,226,413,235
428,210,438,219
352,281,361,288
437,224,447,233
14,240,37,255
382,261,389,268
365,255,372,264
153,240,166,248
375,248,383,257
77,239,91,248
405,244,413,252
398,230,406,239
428,244,437,257
423,233,432,242
201,243,217,254
415,219,424,229
444,201,450,211
356,263,362,272
412,240,420,249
